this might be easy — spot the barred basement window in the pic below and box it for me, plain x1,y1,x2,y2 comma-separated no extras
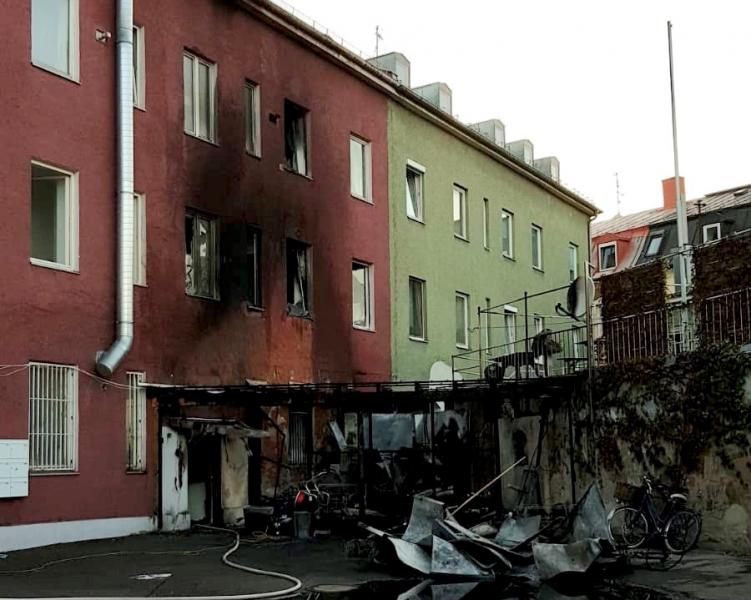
288,412,309,466
28,363,78,472
126,372,147,472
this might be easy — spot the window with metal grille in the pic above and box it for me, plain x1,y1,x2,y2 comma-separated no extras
28,363,77,472
126,372,147,472
288,412,309,466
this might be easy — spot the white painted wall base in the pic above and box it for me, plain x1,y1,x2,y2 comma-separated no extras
0,515,156,552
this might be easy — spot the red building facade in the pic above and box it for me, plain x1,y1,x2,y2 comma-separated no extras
0,0,390,548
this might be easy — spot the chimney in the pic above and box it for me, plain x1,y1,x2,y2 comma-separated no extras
662,176,685,210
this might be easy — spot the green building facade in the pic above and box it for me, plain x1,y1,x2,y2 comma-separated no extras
387,100,598,381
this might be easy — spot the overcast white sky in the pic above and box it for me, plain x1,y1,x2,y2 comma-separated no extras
275,0,750,221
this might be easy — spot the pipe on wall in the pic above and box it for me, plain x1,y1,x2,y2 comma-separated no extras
96,0,135,376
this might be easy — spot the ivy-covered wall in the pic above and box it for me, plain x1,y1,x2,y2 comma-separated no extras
600,261,667,319
533,344,751,551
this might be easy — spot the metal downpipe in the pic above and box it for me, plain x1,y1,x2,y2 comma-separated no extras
96,0,134,377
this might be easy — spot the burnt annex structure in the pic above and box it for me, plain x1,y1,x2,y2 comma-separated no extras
149,374,585,531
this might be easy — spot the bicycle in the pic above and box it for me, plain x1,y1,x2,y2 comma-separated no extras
608,475,702,555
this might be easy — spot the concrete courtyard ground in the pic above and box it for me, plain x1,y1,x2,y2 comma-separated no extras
0,530,749,599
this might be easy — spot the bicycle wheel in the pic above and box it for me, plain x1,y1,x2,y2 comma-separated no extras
664,509,701,554
609,506,649,548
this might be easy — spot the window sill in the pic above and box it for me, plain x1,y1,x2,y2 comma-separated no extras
184,131,219,147
407,216,425,225
353,325,375,333
30,258,79,274
454,234,470,243
287,305,313,319
533,266,545,273
502,253,515,261
135,281,148,288
409,336,428,344
484,246,490,252
31,61,80,84
282,165,313,181
126,469,147,475
351,194,373,205
245,150,262,161
246,303,264,313
134,104,146,113
186,291,220,302
30,470,79,477
456,344,470,350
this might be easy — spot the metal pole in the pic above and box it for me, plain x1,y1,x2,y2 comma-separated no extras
567,396,577,504
448,456,526,517
429,395,436,497
477,305,483,378
524,292,530,380
668,21,691,299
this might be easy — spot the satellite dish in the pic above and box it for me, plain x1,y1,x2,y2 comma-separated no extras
555,276,594,321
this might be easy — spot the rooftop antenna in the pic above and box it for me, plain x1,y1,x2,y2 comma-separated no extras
375,25,383,56
615,172,622,216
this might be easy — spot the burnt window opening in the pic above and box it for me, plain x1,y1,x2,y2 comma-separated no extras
286,239,310,317
247,227,261,308
185,212,219,300
284,100,309,176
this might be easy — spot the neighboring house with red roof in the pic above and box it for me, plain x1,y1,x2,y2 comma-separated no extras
591,178,751,288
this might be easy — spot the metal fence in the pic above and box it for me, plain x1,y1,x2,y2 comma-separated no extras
453,286,751,382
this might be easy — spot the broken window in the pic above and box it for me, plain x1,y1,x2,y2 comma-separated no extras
185,212,219,299
286,239,310,316
284,100,309,175
247,227,261,308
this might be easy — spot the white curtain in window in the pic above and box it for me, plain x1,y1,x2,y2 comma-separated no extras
288,116,307,174
293,248,307,311
32,0,71,74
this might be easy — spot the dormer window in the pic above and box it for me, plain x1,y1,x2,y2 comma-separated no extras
645,232,663,257
599,242,617,271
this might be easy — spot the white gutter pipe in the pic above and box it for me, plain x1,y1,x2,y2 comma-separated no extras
96,0,134,376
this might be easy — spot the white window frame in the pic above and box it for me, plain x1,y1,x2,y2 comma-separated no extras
482,198,490,250
183,51,217,143
185,211,219,300
702,223,721,244
455,292,470,349
31,0,80,81
598,241,617,271
501,210,514,258
126,372,147,472
133,193,147,286
406,160,425,223
408,276,427,341
568,243,578,282
133,25,146,110
503,305,518,352
244,80,261,157
531,224,543,271
453,185,468,240
28,362,78,473
30,160,79,273
349,135,372,202
352,261,374,330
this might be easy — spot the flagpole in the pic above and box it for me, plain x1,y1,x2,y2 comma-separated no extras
668,21,691,303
